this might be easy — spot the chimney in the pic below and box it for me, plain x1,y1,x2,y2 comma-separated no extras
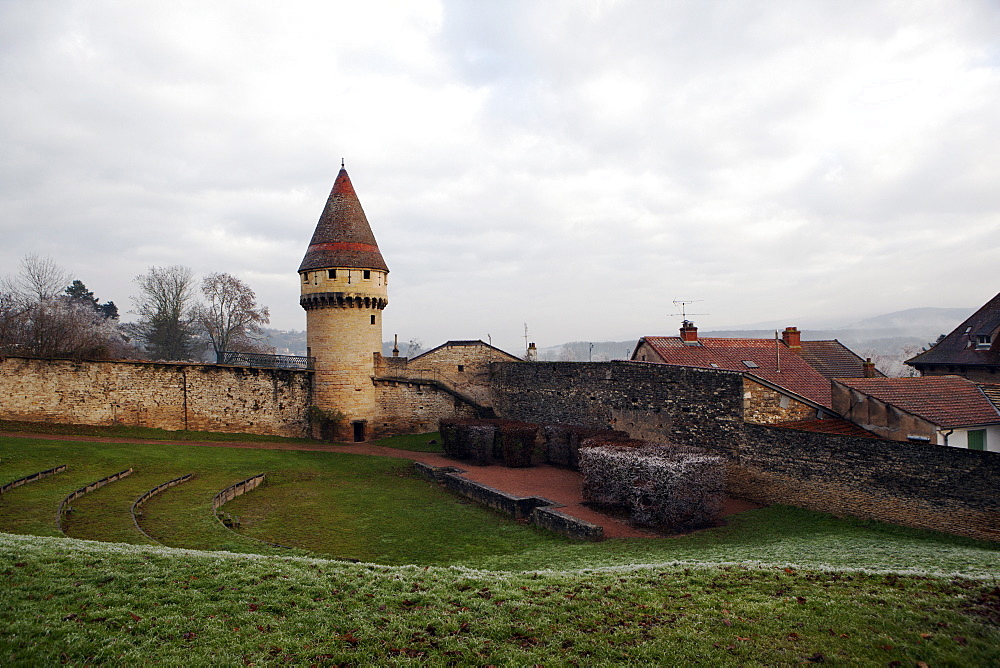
863,357,877,378
680,320,699,344
392,334,399,357
782,327,802,349
526,342,537,362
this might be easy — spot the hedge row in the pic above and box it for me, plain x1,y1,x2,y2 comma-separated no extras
580,444,725,532
439,419,636,468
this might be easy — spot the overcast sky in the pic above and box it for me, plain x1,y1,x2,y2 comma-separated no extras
2,1,998,355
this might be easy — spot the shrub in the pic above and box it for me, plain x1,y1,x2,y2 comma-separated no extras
580,443,725,532
497,422,540,468
306,405,346,441
439,419,500,465
542,425,630,469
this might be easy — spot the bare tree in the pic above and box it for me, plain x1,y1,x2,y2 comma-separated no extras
131,265,201,361
1,254,72,303
0,256,134,359
196,272,271,359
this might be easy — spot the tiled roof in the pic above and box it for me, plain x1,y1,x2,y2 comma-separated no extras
299,167,389,273
835,376,1000,428
770,418,881,439
797,340,884,379
907,291,1000,369
638,336,833,408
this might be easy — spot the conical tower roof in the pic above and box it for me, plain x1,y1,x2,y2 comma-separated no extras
298,167,389,273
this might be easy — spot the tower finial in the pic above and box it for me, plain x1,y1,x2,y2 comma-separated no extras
341,158,345,169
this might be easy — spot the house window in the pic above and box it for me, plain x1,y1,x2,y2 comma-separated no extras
370,315,376,325
302,273,309,283
328,269,336,279
742,360,759,368
975,335,992,350
363,270,371,280
457,364,464,372
968,429,986,451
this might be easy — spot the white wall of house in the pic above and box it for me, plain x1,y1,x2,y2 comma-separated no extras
935,425,1000,452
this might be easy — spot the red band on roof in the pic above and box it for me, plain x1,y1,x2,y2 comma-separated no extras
307,242,380,254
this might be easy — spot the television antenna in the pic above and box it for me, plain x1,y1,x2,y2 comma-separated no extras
523,323,530,352
671,299,708,321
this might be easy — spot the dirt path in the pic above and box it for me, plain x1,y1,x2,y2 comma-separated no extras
0,431,760,539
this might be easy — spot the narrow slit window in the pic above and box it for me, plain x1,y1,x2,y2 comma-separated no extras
370,315,376,325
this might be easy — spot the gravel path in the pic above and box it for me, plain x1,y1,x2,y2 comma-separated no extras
0,431,761,539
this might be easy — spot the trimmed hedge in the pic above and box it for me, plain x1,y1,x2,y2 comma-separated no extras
440,419,541,467
542,424,630,468
580,444,725,532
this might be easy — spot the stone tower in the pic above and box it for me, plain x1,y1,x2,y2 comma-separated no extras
299,166,388,441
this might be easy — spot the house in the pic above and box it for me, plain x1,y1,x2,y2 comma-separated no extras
906,290,1000,382
832,376,1000,451
375,339,522,407
631,321,877,424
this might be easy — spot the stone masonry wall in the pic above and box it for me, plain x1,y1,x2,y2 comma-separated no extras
491,361,745,455
743,377,819,424
406,342,520,406
375,379,478,437
736,423,1000,542
0,357,312,438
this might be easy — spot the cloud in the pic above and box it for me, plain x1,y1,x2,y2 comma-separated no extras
1,0,998,354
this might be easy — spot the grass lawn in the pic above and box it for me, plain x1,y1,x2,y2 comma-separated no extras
1,433,998,664
374,431,444,453
1,533,998,665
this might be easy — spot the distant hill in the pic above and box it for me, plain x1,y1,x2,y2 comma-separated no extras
267,307,975,364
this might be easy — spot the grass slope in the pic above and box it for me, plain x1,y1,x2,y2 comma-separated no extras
1,533,998,666
2,433,999,663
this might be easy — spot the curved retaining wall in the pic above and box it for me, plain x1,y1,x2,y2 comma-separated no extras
413,462,603,541
212,474,265,510
1,465,66,494
211,474,292,550
130,473,194,544
56,468,133,532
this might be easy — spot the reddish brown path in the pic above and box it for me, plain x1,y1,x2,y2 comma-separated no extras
0,432,759,539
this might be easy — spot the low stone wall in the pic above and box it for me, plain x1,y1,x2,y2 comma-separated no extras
414,462,603,541
56,468,133,532
130,473,194,544
0,464,66,494
531,506,603,541
212,474,265,510
739,423,1000,542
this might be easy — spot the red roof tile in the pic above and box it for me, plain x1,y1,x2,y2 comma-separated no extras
637,336,833,408
835,376,1000,428
796,340,884,379
770,418,881,439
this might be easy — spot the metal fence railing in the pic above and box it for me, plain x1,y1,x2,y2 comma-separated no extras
216,350,315,371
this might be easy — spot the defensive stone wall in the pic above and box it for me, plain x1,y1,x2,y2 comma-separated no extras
737,423,1000,542
0,357,312,438
490,361,745,455
492,360,1000,542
